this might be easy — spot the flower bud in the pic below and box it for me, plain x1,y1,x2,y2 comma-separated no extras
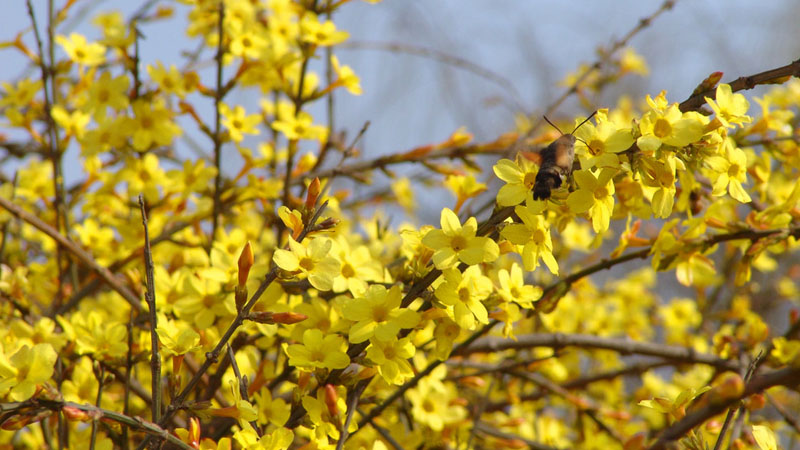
238,241,254,287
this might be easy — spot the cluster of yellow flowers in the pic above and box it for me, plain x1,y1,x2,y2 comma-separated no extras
1,0,799,449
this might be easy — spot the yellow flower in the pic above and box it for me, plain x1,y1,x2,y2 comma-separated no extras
573,110,634,170
80,116,128,157
0,79,42,108
331,55,362,95
422,208,499,269
284,328,350,370
130,98,182,151
500,198,558,274
407,371,466,431
492,157,539,206
147,62,190,98
496,263,543,308
56,33,106,66
155,315,201,356
0,343,58,401
300,15,349,46
342,284,419,343
220,103,261,143
770,337,800,366
705,83,752,128
566,168,617,233
434,266,492,329
705,139,751,203
51,105,90,139
230,30,267,59
84,71,129,119
366,336,415,385
271,111,327,142
637,104,706,152
273,237,341,291
444,174,487,213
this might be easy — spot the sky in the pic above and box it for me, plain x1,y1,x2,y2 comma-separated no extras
2,0,799,221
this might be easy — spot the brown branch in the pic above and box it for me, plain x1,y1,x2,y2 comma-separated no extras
647,366,800,450
457,333,739,370
679,58,800,112
0,196,142,312
0,400,194,450
210,1,226,249
145,201,332,447
138,196,161,424
473,421,564,450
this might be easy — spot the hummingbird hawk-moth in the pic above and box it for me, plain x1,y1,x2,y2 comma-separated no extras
532,111,596,200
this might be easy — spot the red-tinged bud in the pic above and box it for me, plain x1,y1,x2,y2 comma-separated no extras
790,309,799,325
1,414,32,430
305,177,321,210
450,397,469,407
496,439,527,449
324,384,339,417
63,405,91,422
247,311,274,324
235,285,248,313
603,410,632,421
731,439,746,450
459,376,486,389
271,311,308,324
714,373,744,401
316,217,339,231
238,242,254,287
623,432,647,450
173,354,185,374
500,417,525,427
745,393,766,411
297,371,311,390
188,417,201,447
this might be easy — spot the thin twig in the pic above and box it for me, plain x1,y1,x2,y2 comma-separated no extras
679,58,800,112
227,344,260,435
473,421,564,450
459,333,739,370
648,366,800,450
122,309,134,450
0,195,143,312
210,1,226,250
142,201,332,447
139,195,161,424
89,364,105,450
336,379,369,450
0,400,194,450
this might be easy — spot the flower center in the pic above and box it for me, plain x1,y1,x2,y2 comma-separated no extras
587,139,604,155
523,171,537,189
532,229,546,245
458,287,470,303
341,263,355,278
653,118,672,138
594,186,609,199
299,257,315,271
450,235,468,252
727,164,740,178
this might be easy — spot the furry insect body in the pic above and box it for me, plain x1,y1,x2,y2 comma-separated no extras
532,134,575,200
531,113,595,200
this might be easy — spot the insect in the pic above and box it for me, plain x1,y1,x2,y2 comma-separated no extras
532,111,597,200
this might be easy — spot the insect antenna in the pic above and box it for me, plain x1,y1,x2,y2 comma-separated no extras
570,110,598,135
542,115,564,135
